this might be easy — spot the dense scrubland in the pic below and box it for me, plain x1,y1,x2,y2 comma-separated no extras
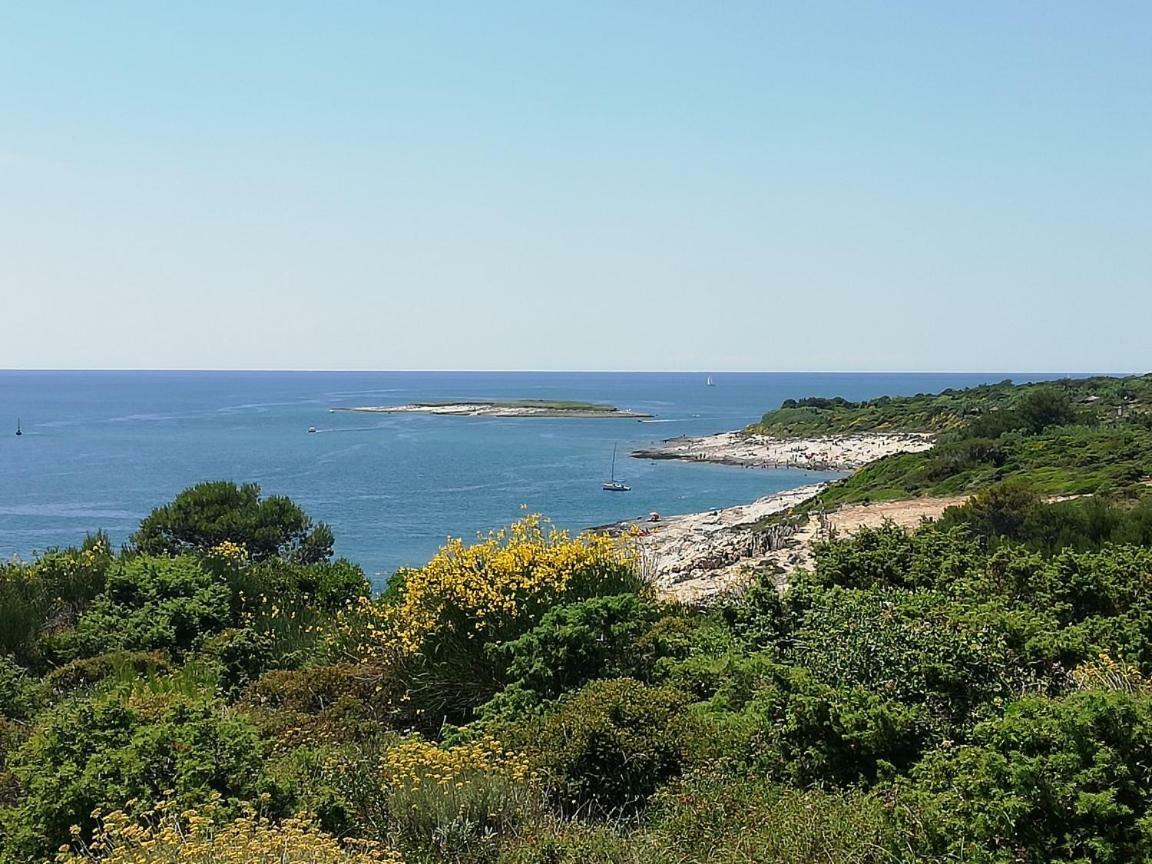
752,374,1152,508
5,376,1152,863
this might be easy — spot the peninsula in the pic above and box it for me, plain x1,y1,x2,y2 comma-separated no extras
628,374,1152,600
336,399,653,419
631,430,933,471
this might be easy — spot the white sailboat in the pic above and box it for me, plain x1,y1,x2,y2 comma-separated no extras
602,444,630,492
706,375,715,386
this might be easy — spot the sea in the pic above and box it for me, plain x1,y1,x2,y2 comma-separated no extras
0,371,1063,589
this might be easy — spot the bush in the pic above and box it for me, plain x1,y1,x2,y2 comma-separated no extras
937,481,1045,546
379,736,539,862
66,556,231,658
0,656,42,721
240,664,400,749
499,774,919,864
350,517,643,724
786,584,1032,739
44,650,172,697
515,678,690,816
0,691,275,862
939,485,1152,554
0,536,113,665
644,772,914,864
481,594,663,719
57,804,402,864
231,558,370,613
810,522,981,590
201,628,276,700
721,572,791,649
908,690,1152,863
977,545,1152,627
736,663,924,787
1017,387,1078,433
131,481,333,563
922,437,1006,482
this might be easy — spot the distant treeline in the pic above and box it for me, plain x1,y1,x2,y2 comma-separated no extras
757,375,1152,508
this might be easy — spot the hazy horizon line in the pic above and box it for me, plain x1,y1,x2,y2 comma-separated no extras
1,368,1140,376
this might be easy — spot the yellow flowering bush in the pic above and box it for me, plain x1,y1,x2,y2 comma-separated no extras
379,737,540,859
58,804,402,864
382,736,534,790
208,540,249,564
352,516,641,659
1072,652,1150,693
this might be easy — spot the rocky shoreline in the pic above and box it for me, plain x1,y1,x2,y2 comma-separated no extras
629,488,966,603
631,430,934,471
613,429,947,601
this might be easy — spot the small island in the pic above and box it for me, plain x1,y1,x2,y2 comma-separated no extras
334,399,653,419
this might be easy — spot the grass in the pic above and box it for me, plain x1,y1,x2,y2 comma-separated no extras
497,773,916,864
801,424,1152,513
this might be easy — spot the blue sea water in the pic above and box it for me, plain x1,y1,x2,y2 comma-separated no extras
0,371,1061,588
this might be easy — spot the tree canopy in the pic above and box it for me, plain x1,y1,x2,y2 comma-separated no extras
131,481,334,563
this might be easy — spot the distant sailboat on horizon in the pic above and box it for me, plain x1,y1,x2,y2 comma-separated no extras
15,418,22,436
706,375,715,386
602,444,630,492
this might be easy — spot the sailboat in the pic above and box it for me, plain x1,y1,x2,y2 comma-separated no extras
602,444,631,492
15,418,21,437
706,375,715,386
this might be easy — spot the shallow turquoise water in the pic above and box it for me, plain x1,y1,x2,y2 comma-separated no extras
0,371,1062,587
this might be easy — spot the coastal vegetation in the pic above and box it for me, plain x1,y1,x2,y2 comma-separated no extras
751,374,1152,437
5,376,1152,863
750,374,1152,508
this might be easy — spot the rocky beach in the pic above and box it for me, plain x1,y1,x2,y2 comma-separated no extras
631,430,934,471
622,430,951,601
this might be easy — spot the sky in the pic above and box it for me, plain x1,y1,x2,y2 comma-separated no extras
0,2,1149,372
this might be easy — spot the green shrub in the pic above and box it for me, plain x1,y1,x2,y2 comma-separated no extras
0,536,113,665
43,650,172,696
200,628,276,699
721,572,791,649
0,690,275,862
65,556,230,658
499,774,923,864
940,485,1152,554
0,657,43,721
1017,387,1078,433
786,584,1033,739
381,737,542,863
741,664,923,786
226,558,370,614
810,522,981,591
517,679,690,816
645,772,915,864
480,595,663,721
131,481,333,563
976,544,1152,628
240,663,402,749
908,690,1152,863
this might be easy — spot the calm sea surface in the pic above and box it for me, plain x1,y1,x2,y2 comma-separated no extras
0,371,1062,588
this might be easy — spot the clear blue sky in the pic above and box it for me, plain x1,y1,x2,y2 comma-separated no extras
1,2,1148,371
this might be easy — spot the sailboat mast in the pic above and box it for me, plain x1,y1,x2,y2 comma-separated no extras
610,444,617,481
